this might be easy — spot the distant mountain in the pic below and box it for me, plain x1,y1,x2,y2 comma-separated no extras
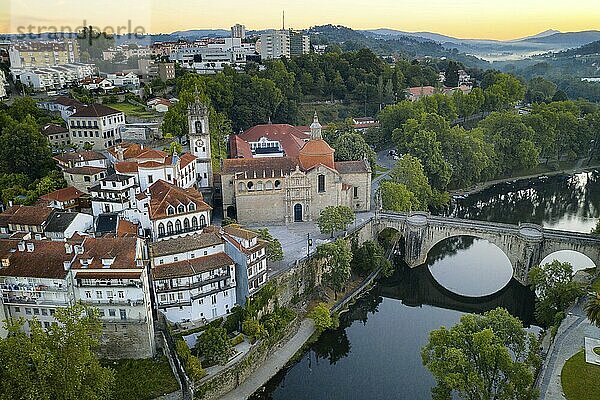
169,29,230,39
364,29,464,44
517,30,600,45
512,29,561,42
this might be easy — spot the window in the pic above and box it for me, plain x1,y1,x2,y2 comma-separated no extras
265,181,273,190
84,176,91,182
25,308,31,315
96,291,103,299
247,181,254,190
188,203,196,212
167,206,175,216
108,309,116,317
175,219,182,232
14,307,20,313
184,218,190,230
49,309,55,316
44,321,50,329
99,309,105,317
167,221,174,234
274,180,281,189
192,217,198,228
41,309,48,316
353,186,359,198
148,175,154,184
119,309,126,320
318,175,326,193
158,223,165,237
33,308,40,315
211,294,217,305
118,291,124,299
177,204,185,213
199,215,207,228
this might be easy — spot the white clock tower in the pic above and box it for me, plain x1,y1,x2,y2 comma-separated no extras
188,93,213,189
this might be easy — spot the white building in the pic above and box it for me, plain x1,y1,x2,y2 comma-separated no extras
8,40,79,68
109,142,198,191
231,24,246,40
38,96,85,120
170,38,256,74
68,104,125,150
129,180,211,241
187,98,213,189
90,174,139,216
43,211,93,240
0,70,7,98
150,232,237,324
11,63,95,92
0,236,156,359
256,30,290,60
105,72,140,88
80,77,114,92
222,225,268,305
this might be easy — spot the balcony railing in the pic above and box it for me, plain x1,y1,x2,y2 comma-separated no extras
2,295,70,306
155,273,230,293
157,299,192,309
1,283,68,293
80,298,145,307
157,225,207,239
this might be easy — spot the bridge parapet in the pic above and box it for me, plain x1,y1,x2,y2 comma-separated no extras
518,223,544,242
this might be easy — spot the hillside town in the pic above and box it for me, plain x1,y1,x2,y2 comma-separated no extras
0,6,600,400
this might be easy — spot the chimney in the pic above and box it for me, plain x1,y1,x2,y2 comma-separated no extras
65,243,73,254
74,245,84,255
63,261,71,271
116,145,124,161
17,242,25,252
26,242,34,252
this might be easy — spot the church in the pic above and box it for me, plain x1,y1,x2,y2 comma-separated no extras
219,113,372,224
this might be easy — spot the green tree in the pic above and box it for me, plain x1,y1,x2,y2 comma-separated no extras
0,304,115,400
0,115,54,179
196,326,234,366
317,239,353,300
379,181,417,212
528,260,584,326
389,154,435,209
352,240,393,277
422,307,540,400
164,141,183,156
309,303,333,333
257,228,284,263
331,132,376,169
317,206,355,238
585,296,600,328
444,61,460,88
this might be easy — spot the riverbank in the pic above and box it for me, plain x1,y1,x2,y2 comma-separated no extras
450,161,600,197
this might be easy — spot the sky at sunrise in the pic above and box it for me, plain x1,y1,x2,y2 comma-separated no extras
1,0,599,39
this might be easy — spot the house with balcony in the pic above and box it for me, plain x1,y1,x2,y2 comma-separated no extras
150,231,236,324
222,225,268,305
89,174,139,216
0,236,155,358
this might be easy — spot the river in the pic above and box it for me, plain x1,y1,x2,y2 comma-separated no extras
250,170,600,400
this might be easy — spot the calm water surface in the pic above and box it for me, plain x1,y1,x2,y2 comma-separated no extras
250,170,600,400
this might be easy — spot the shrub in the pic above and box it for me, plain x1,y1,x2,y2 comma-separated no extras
242,318,265,342
175,339,205,382
309,303,333,332
230,333,244,347
196,327,234,366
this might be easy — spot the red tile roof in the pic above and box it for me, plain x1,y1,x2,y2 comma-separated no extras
42,123,68,136
63,166,106,176
137,149,168,160
298,139,335,170
334,160,371,174
0,240,72,279
233,124,310,158
40,186,85,203
54,151,106,165
229,135,253,159
72,236,139,269
114,161,139,174
117,220,139,237
0,205,53,227
152,252,234,280
148,180,211,220
70,104,122,118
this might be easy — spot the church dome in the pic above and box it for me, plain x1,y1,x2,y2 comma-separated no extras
298,139,335,170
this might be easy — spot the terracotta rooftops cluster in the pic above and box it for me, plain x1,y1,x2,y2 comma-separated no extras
147,180,211,220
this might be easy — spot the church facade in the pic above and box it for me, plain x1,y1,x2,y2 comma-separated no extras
220,114,371,224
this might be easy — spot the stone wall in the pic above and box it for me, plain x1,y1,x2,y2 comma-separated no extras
98,321,155,359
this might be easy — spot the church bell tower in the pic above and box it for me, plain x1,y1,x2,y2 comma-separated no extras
188,90,213,189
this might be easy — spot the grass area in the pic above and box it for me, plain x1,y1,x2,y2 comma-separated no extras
105,356,179,400
595,347,600,356
561,350,600,400
106,102,161,119
373,164,389,178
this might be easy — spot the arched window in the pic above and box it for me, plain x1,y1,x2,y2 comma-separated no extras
175,219,182,232
256,181,263,191
167,206,175,216
188,202,196,212
247,181,254,191
199,215,207,228
265,181,273,190
184,218,190,230
274,180,281,189
177,204,185,214
166,221,174,234
318,175,326,193
158,223,165,237
192,216,198,228
238,182,246,192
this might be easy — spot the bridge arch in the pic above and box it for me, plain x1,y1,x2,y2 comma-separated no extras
425,235,514,297
539,250,597,271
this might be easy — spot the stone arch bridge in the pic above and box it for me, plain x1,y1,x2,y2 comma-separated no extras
375,212,600,286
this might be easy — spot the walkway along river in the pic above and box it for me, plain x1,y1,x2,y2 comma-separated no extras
249,169,600,400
